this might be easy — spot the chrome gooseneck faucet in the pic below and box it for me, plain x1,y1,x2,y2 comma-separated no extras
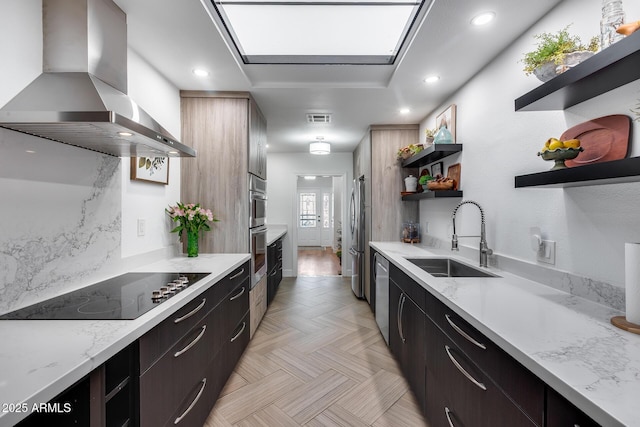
451,200,493,268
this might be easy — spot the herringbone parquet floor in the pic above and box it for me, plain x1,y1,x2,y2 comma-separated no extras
204,276,428,426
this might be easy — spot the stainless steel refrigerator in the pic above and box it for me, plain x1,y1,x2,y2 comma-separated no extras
349,176,365,298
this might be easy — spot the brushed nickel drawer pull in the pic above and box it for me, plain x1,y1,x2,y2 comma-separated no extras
174,378,206,424
174,325,207,358
444,407,455,427
398,294,406,344
445,345,487,391
174,298,206,324
445,314,486,350
229,286,245,301
230,268,245,280
231,322,246,342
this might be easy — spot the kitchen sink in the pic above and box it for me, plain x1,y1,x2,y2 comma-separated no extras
405,258,499,278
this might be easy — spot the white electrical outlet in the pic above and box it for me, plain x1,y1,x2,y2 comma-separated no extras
537,239,555,265
137,219,146,237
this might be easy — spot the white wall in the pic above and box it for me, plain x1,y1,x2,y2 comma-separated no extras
0,2,182,312
418,0,640,289
267,152,353,276
333,176,343,251
121,49,182,257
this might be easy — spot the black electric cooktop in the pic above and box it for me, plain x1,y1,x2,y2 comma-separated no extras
0,272,210,320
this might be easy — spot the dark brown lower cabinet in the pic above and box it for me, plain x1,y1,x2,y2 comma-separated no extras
425,315,537,427
389,278,426,413
387,259,602,427
546,387,600,427
267,237,283,306
139,266,250,427
165,312,250,427
16,376,91,427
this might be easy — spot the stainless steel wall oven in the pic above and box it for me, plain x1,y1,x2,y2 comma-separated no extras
251,225,267,288
249,174,267,288
250,175,267,228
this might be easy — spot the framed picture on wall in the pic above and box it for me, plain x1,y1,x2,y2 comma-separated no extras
431,161,443,177
130,157,169,185
435,104,457,143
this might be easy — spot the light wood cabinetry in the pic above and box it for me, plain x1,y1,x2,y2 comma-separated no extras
249,275,267,338
353,125,419,307
370,125,419,242
180,92,267,253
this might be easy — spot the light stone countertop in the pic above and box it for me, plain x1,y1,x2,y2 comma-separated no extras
0,253,249,427
370,241,637,427
267,224,287,246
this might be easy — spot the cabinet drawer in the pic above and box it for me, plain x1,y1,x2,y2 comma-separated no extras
166,311,251,427
426,293,544,424
546,388,600,427
222,312,251,383
227,261,251,291
139,262,250,372
140,309,217,427
390,264,426,312
426,322,538,427
224,278,251,342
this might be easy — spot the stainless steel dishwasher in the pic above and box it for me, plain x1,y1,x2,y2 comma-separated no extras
374,253,390,345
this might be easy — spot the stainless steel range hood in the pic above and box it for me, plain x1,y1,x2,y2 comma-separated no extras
0,0,195,158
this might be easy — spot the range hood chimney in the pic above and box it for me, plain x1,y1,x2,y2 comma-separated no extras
0,0,195,158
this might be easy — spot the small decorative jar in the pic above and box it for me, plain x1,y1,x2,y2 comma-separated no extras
402,222,420,243
404,175,418,192
433,126,453,144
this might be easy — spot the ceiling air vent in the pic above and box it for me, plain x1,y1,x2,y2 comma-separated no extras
306,113,332,124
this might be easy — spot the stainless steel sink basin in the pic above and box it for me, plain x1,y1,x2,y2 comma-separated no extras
405,258,499,278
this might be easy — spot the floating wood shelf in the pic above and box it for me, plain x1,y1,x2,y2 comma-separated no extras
515,30,640,111
515,157,640,188
402,144,462,168
402,190,463,201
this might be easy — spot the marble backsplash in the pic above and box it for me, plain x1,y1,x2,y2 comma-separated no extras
0,129,122,314
421,235,625,311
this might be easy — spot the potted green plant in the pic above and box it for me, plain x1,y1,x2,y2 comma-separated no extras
418,173,434,190
424,128,437,146
521,25,598,82
396,144,424,160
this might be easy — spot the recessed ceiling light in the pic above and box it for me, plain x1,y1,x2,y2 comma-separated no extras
266,144,269,148
304,176,317,180
25,150,36,154
471,11,495,26
192,68,210,77
423,75,440,84
118,131,133,137
399,108,411,115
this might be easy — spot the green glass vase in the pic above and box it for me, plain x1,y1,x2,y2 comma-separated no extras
186,230,199,257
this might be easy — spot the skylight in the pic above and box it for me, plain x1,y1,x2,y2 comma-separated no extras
207,0,425,64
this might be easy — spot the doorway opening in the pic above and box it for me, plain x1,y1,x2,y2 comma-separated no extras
296,175,343,276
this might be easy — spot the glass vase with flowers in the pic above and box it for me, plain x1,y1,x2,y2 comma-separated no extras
166,202,219,257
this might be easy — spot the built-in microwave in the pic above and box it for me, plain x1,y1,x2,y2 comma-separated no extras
249,175,267,228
